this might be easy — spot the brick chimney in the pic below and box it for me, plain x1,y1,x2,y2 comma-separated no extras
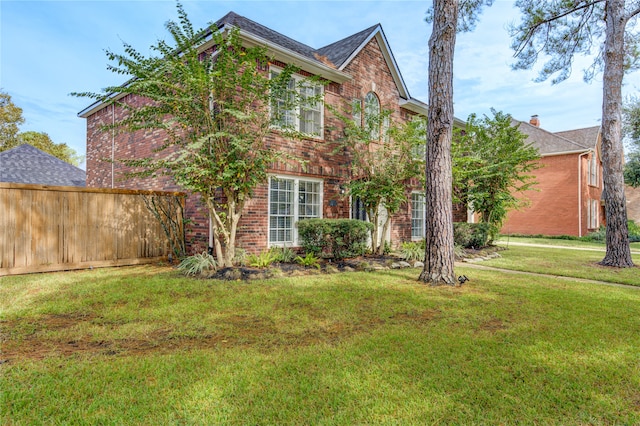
529,114,540,127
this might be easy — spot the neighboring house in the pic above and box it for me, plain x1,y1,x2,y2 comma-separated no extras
0,144,86,187
79,12,458,253
626,185,640,224
501,116,603,237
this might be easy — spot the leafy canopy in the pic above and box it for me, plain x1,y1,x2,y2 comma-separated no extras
73,3,317,267
331,102,426,254
454,109,540,241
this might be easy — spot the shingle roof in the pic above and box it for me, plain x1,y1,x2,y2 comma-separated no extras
0,144,86,187
216,11,327,65
513,120,596,155
554,126,600,149
317,24,380,68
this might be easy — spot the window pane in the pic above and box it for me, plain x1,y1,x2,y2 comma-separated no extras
412,193,425,239
269,177,294,244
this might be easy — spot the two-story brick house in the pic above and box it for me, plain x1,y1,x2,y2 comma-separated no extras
500,116,604,237
79,12,446,253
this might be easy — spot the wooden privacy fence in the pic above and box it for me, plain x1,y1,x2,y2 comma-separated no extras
0,183,185,276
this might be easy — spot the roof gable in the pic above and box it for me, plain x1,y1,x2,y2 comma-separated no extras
0,144,86,187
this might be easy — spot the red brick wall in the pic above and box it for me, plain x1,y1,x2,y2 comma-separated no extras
85,37,420,253
501,152,603,236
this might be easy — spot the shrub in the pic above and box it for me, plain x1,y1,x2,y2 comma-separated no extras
400,242,423,262
453,223,473,248
177,252,217,276
454,222,490,249
629,220,640,242
582,226,606,242
582,221,640,243
298,219,373,260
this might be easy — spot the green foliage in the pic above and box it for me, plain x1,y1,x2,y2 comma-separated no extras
400,241,424,262
294,252,321,269
177,252,217,276
454,109,540,242
233,247,247,266
0,89,24,150
582,226,607,243
624,151,640,187
297,219,373,260
268,246,296,263
583,221,640,243
247,250,279,268
0,91,82,165
330,102,426,254
72,3,316,268
509,0,639,84
17,131,84,166
453,222,490,249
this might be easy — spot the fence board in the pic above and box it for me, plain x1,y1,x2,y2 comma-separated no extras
0,183,185,276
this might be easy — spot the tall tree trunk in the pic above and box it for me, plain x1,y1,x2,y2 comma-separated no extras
600,0,634,267
419,0,458,285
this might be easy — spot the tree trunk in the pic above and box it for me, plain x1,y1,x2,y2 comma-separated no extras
600,0,634,267
419,0,458,285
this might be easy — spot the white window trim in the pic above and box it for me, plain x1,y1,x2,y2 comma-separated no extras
268,174,324,247
269,65,324,139
411,191,426,240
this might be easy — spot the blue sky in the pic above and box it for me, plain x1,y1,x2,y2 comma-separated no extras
3,0,640,170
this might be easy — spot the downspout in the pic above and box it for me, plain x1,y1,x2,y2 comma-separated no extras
111,103,115,189
578,151,589,237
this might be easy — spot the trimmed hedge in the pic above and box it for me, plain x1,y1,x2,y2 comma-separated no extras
297,219,373,260
453,222,490,248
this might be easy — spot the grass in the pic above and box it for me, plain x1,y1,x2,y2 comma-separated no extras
2,261,640,424
487,238,640,286
497,235,640,251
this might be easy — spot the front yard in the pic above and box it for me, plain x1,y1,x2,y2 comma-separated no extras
2,244,640,424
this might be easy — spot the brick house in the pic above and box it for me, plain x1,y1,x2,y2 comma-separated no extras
500,116,604,237
79,12,457,253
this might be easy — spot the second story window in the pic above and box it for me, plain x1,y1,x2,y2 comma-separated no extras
270,67,324,138
364,92,381,140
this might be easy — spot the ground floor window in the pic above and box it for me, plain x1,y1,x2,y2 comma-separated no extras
588,198,599,229
411,192,426,240
351,196,367,221
269,175,322,245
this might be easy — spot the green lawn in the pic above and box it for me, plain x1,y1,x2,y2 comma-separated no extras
496,235,640,251
487,238,640,286
2,262,640,424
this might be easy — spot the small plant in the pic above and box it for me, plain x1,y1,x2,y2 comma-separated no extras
269,246,296,263
233,247,247,266
400,241,423,262
177,252,217,276
295,252,321,269
247,250,278,268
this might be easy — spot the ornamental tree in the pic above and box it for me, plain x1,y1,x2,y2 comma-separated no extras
331,104,425,255
454,109,540,242
74,3,316,267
